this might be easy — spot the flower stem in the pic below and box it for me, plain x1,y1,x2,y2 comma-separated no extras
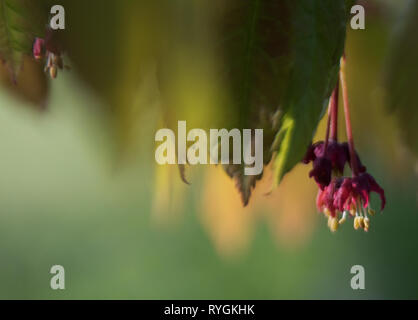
323,80,339,156
323,101,332,155
340,55,359,177
329,79,339,141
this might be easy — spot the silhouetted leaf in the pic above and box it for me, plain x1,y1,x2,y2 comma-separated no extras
0,0,46,78
215,0,291,205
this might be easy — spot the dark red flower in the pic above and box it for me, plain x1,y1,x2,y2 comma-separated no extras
303,141,348,172
316,182,346,232
310,55,386,233
316,172,386,232
303,140,367,190
32,38,45,60
317,178,340,215
32,30,66,79
309,157,332,188
303,141,348,190
333,173,386,213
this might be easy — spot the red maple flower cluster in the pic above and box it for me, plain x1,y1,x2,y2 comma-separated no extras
303,57,386,232
32,29,66,79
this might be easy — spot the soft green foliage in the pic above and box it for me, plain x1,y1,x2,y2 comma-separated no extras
0,0,350,204
0,0,396,205
386,0,418,155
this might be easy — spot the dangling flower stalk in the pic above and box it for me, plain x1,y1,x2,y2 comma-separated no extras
322,77,339,156
329,78,339,142
339,55,359,177
322,97,332,155
32,28,68,79
303,53,386,233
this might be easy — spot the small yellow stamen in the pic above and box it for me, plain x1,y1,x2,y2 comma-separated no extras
50,66,57,79
354,217,360,230
368,208,376,216
359,216,365,229
328,216,333,228
324,208,331,217
329,217,339,232
364,217,370,232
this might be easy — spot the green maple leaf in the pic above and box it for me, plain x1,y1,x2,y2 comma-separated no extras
214,0,291,205
271,0,347,188
215,0,348,203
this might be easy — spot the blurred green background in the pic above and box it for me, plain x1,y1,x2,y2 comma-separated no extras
0,0,416,299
